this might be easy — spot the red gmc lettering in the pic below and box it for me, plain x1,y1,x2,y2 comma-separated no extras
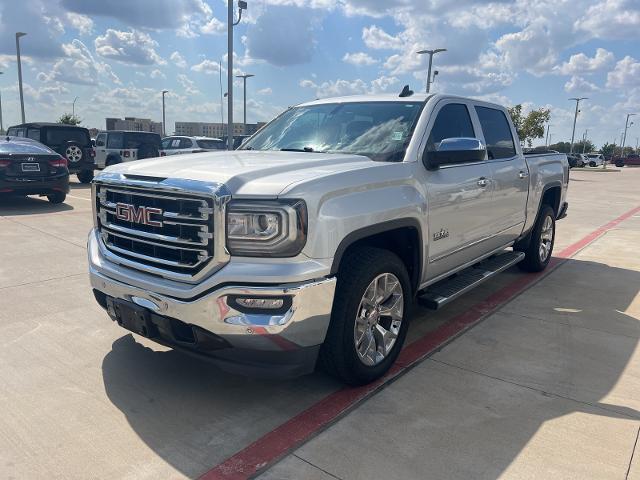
115,203,163,227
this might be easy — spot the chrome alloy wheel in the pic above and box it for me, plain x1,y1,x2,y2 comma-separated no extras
65,145,82,162
539,215,554,262
354,273,404,366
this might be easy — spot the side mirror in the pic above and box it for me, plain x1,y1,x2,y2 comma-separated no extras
423,137,486,170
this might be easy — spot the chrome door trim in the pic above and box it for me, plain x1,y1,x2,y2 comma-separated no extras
428,222,524,264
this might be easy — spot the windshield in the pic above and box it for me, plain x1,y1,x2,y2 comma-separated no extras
241,101,424,162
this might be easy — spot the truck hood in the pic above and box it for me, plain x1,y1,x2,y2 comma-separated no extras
102,150,377,196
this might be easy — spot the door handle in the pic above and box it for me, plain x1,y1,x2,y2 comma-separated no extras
518,171,529,179
477,177,488,187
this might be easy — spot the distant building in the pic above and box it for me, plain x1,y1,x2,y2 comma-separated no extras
106,117,163,134
174,122,267,138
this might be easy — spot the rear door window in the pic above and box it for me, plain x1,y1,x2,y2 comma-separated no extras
95,133,107,147
197,139,225,149
474,106,517,160
427,103,475,151
179,138,193,149
107,133,123,149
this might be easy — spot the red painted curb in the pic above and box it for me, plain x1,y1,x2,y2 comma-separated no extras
200,205,640,480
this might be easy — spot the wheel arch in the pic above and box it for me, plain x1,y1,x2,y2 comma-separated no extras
330,218,423,294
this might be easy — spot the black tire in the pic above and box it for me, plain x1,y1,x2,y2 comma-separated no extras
47,192,66,204
615,161,624,167
77,170,94,184
319,247,412,385
589,161,596,167
106,155,121,167
516,205,555,272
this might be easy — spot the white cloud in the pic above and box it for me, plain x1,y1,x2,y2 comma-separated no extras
564,75,600,93
300,76,399,97
362,26,403,50
177,73,200,95
191,59,221,74
201,17,226,35
555,49,615,76
576,0,640,39
150,69,166,79
95,29,166,66
343,52,378,66
37,39,121,86
65,13,93,35
607,56,640,89
258,87,273,95
170,51,187,69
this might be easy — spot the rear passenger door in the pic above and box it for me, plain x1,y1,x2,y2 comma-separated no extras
422,101,495,281
474,105,528,243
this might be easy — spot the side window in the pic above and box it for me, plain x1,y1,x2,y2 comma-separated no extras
179,138,192,149
95,133,107,147
427,103,475,150
27,128,40,141
106,133,123,149
474,106,516,160
171,139,181,148
161,138,172,149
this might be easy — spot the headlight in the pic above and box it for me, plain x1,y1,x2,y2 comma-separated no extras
226,200,307,257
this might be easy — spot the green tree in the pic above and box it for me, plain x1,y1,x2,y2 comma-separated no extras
573,139,595,154
507,104,551,147
58,113,82,125
600,142,616,158
548,142,572,153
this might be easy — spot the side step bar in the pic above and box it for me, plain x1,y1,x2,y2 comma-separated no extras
417,251,525,310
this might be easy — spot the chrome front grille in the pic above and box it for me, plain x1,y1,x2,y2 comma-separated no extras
94,174,230,281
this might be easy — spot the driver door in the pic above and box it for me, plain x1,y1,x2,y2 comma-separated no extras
94,133,108,168
421,101,495,281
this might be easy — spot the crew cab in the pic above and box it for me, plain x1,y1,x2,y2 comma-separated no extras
6,123,95,184
88,92,569,385
94,131,161,169
160,136,226,156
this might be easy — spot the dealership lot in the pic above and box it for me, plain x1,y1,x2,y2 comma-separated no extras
0,169,639,479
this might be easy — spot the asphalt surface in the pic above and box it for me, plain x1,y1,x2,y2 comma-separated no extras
0,167,639,479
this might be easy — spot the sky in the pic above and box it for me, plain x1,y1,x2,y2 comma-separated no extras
0,0,639,148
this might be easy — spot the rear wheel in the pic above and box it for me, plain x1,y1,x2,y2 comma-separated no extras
47,192,66,204
516,205,555,272
589,161,596,167
320,247,411,385
106,156,121,167
77,170,94,184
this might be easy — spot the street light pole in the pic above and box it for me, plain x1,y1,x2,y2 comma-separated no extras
0,71,4,134
161,90,168,136
72,96,78,117
236,73,254,134
16,32,27,124
568,97,587,154
417,48,446,93
582,129,588,154
621,113,636,154
545,123,551,147
227,1,248,150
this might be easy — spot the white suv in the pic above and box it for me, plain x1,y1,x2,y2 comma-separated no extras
586,153,604,167
160,136,226,156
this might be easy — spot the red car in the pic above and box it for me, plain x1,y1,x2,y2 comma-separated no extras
613,153,640,167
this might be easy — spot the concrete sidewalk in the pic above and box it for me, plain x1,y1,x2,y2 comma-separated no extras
260,202,640,478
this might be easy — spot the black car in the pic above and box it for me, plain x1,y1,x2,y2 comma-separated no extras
6,123,95,184
0,136,69,204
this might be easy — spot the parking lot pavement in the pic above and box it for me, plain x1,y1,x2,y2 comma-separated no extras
0,170,639,480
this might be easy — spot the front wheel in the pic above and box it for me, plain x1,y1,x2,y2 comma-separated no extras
320,247,411,385
77,170,94,184
516,205,555,272
47,192,66,204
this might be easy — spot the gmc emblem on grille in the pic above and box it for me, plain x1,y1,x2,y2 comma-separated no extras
115,203,163,227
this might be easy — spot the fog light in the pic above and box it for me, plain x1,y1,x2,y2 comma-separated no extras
235,297,284,309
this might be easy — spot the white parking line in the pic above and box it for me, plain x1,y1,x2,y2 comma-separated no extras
67,194,92,201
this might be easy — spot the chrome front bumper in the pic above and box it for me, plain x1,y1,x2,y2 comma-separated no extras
88,229,336,359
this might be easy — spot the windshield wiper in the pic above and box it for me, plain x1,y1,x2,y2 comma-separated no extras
280,147,319,153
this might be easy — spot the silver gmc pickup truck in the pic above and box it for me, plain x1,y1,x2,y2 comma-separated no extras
88,92,568,385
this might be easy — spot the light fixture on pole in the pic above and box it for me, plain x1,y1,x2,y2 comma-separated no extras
161,90,168,137
621,113,636,154
568,97,587,154
236,73,254,133
417,48,446,93
16,32,27,123
72,96,78,117
227,0,248,150
0,71,4,134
